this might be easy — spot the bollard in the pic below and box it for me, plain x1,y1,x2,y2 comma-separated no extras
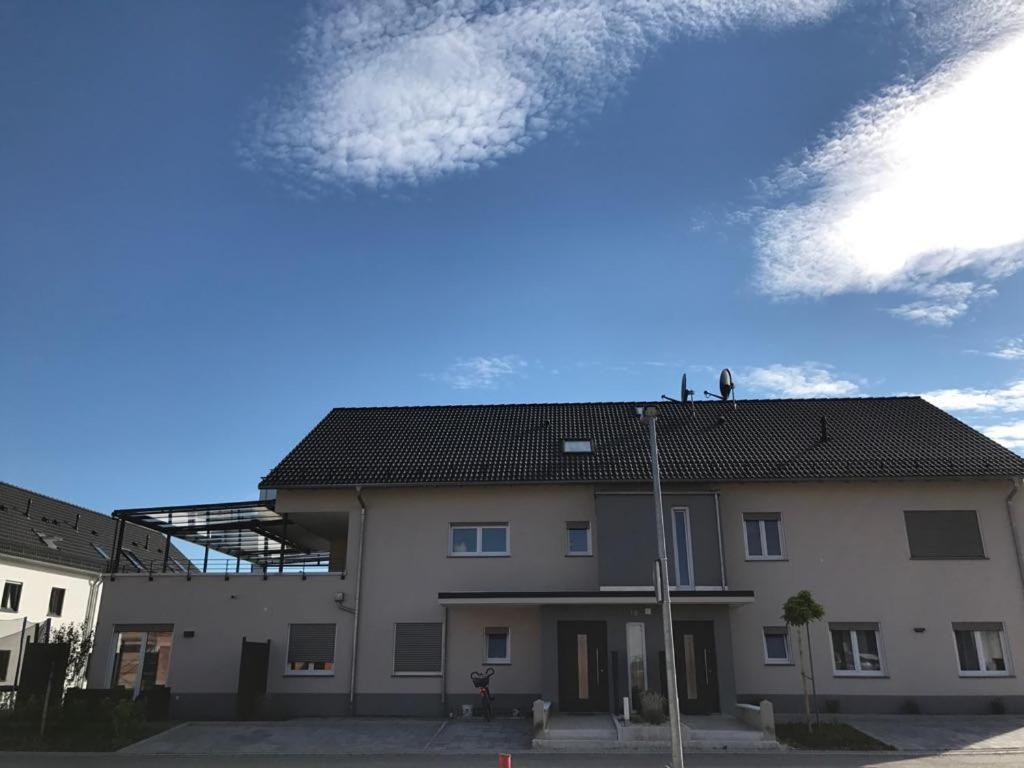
498,753,512,768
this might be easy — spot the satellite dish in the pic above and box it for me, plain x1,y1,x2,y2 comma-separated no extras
681,373,690,403
719,368,735,401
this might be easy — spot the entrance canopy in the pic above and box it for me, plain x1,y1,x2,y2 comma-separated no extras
111,499,330,572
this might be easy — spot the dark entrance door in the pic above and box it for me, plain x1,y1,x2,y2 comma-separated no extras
673,620,719,715
237,637,271,719
557,621,609,712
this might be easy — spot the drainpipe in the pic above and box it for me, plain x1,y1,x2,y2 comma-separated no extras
348,486,368,715
1006,479,1024,605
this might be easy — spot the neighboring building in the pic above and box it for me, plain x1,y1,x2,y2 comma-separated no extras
0,481,187,688
87,397,1024,718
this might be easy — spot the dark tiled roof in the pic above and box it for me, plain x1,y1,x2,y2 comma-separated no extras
0,482,188,573
260,397,1024,489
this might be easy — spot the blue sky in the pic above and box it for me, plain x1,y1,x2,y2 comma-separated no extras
1,0,1022,521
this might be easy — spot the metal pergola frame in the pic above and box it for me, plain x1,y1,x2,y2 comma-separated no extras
109,499,330,574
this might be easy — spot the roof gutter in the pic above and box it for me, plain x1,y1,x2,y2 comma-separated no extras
348,486,368,715
1006,478,1024,608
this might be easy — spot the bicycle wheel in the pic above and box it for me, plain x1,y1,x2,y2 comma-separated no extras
481,694,493,722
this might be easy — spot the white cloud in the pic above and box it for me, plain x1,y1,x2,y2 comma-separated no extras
430,354,527,389
990,339,1024,360
921,379,1024,412
246,0,841,188
745,363,860,397
982,420,1024,450
887,281,994,326
755,4,1024,322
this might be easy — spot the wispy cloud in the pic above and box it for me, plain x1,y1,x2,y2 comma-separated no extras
990,338,1024,360
982,420,1024,450
754,2,1024,323
921,379,1024,412
745,363,860,397
429,354,527,390
245,0,841,188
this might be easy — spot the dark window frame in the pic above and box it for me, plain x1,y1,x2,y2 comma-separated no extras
904,510,986,560
48,587,66,617
1,582,22,612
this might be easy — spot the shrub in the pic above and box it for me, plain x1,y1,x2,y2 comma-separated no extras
639,689,667,725
111,700,146,742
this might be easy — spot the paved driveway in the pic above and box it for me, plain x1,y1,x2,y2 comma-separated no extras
121,717,534,756
842,715,1024,752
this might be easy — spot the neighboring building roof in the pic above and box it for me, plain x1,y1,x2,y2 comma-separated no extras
0,482,188,574
261,397,1024,489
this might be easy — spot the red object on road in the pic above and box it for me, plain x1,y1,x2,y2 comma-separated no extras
498,753,512,768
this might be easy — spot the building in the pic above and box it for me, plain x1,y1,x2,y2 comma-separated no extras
86,397,1024,718
0,481,186,689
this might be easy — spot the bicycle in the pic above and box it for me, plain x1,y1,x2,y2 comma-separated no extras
470,667,496,721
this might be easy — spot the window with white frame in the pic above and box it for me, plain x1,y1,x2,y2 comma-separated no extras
744,514,784,559
110,625,174,697
484,627,510,664
449,524,508,556
566,522,592,556
830,623,884,675
763,627,791,665
286,623,336,675
1,582,22,612
953,623,1010,676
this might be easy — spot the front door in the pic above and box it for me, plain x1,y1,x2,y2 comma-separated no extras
673,620,719,715
557,621,609,712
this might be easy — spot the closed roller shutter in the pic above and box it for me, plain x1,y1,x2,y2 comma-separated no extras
393,622,442,674
288,623,336,665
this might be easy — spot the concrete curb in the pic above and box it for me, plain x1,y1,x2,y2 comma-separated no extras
115,721,192,754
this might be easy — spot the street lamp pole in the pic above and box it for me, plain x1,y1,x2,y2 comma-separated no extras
641,405,685,768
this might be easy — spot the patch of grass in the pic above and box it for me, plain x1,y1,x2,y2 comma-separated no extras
0,719,173,752
776,721,896,751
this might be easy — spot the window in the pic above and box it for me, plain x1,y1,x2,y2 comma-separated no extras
394,622,443,675
33,530,61,550
904,510,985,559
484,627,510,664
286,623,336,675
672,507,693,587
566,522,592,556
744,514,784,559
763,627,791,665
562,439,593,453
626,622,647,694
449,524,509,556
954,623,1010,676
121,550,145,571
48,587,66,617
0,650,10,682
92,543,110,560
110,625,173,697
1,582,22,612
830,623,884,676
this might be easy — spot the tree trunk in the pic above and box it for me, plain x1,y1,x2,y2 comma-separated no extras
795,626,811,732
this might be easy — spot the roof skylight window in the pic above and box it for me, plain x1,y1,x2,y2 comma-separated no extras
562,439,593,454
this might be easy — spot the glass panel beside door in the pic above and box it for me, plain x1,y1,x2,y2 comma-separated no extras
111,628,173,698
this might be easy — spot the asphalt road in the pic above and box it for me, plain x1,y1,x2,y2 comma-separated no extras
4,753,1024,768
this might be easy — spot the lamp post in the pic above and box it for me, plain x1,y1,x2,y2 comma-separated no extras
640,405,685,768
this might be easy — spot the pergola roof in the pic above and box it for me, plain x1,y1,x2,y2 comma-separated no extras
112,499,330,568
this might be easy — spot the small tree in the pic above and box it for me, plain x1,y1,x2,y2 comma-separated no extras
50,622,94,690
782,591,824,732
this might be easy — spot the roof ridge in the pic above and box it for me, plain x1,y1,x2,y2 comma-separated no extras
327,396,924,411
0,480,105,518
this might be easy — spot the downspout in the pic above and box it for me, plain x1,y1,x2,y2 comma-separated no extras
1006,478,1024,604
348,486,368,716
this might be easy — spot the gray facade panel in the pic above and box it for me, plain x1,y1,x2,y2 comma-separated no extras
595,493,722,588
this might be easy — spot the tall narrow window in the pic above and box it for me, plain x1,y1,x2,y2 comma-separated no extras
626,622,647,695
953,623,1010,676
1,582,22,612
744,514,784,559
672,508,692,587
566,522,592,556
48,587,66,617
576,634,589,699
0,649,10,682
